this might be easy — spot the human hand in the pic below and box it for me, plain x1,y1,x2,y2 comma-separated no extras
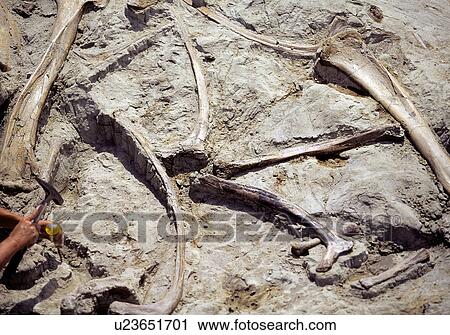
7,209,41,250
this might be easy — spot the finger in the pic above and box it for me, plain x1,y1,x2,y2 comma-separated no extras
25,206,42,221
37,220,52,226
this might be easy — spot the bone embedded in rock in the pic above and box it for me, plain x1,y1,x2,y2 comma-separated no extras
214,124,404,178
109,211,186,315
291,238,321,257
320,30,450,193
171,7,210,147
97,113,186,315
61,268,142,314
0,0,109,189
195,174,353,272
359,248,430,289
182,0,319,58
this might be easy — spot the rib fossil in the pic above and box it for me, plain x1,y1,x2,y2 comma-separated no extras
181,0,319,58
358,248,430,289
143,6,210,174
0,0,108,191
172,8,210,149
195,174,353,272
320,30,450,193
214,124,404,178
97,113,185,314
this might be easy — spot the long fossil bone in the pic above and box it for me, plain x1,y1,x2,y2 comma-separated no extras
359,248,430,289
172,8,210,148
214,124,404,178
195,174,353,272
320,30,450,193
181,0,319,58
0,0,108,191
97,113,185,314
139,7,210,175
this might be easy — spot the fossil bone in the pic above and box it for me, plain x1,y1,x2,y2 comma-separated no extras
320,30,450,193
214,124,404,178
0,0,108,191
61,269,142,314
291,238,321,257
195,174,353,272
359,248,430,289
182,0,319,58
97,113,185,315
40,132,77,184
172,8,210,148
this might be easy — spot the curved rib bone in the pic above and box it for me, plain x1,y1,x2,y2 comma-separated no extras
97,113,185,314
214,124,404,178
181,0,319,58
0,0,108,191
195,174,353,272
143,7,210,175
320,30,450,193
172,8,210,148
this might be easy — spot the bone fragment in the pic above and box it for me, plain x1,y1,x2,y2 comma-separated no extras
214,124,403,178
61,269,142,314
359,248,430,289
320,30,450,193
181,0,319,58
291,238,321,257
0,0,108,190
195,174,353,272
